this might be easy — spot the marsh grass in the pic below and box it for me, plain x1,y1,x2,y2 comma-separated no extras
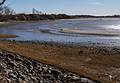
0,34,17,38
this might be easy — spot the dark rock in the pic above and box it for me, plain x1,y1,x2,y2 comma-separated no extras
51,69,60,79
7,54,15,60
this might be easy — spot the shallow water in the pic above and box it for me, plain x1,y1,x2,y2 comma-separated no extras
1,19,120,46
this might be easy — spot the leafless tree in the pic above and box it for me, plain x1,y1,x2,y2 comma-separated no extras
0,6,15,15
32,8,42,15
0,0,6,6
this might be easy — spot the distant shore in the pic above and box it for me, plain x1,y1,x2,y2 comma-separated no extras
0,17,120,25
1,13,120,22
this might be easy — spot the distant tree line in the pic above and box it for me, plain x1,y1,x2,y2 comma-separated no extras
0,6,71,21
0,6,120,22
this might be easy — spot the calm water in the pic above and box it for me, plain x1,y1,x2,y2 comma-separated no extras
1,19,120,46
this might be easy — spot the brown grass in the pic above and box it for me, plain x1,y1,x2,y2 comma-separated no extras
0,34,17,38
0,41,119,83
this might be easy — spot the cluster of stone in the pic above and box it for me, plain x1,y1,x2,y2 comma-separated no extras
0,49,99,83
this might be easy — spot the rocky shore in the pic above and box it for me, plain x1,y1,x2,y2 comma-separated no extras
0,49,99,83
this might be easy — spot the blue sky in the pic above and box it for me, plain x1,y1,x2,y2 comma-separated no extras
4,0,120,15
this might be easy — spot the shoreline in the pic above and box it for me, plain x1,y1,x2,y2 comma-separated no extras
0,40,120,83
0,49,99,83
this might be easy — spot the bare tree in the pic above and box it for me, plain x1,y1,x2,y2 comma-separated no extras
0,0,6,14
0,0,6,6
32,8,42,15
3,6,15,15
0,6,15,15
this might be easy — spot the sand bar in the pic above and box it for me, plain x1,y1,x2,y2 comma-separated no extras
60,28,120,36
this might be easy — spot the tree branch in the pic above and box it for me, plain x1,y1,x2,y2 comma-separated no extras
0,0,6,6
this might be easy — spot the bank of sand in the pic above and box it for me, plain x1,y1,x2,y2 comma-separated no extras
60,28,120,36
0,41,120,83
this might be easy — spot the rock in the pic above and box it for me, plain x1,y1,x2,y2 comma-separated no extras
0,75,4,81
7,61,17,68
6,78,11,83
72,76,80,80
19,74,26,80
0,49,99,83
7,54,15,60
51,69,60,79
81,78,94,83
8,73,18,80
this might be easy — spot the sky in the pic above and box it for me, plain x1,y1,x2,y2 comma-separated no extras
4,0,120,16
